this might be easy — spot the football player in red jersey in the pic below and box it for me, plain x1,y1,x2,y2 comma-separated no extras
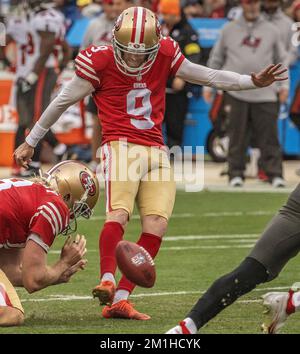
14,7,287,320
0,161,99,327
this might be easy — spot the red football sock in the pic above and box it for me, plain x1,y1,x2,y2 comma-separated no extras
100,221,124,279
117,232,162,293
286,290,296,315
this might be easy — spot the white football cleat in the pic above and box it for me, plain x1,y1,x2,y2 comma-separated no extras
261,292,291,334
165,321,191,334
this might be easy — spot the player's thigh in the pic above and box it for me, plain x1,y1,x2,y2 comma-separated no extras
101,141,141,217
137,170,176,220
0,248,23,286
0,268,24,317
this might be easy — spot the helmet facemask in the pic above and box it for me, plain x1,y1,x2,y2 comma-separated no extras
112,38,160,77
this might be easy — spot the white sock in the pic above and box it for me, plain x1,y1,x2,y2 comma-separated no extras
183,317,197,334
101,273,116,285
113,290,130,305
292,291,300,312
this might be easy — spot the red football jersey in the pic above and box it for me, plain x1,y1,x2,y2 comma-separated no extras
75,37,185,147
0,178,70,252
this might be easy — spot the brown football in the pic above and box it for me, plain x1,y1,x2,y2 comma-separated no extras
115,240,156,288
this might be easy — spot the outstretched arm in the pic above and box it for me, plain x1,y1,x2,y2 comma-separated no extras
176,59,288,91
14,75,94,167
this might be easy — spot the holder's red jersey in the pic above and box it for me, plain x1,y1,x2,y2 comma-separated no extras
75,37,185,147
0,179,69,252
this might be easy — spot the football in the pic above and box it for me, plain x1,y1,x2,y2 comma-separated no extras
115,240,156,288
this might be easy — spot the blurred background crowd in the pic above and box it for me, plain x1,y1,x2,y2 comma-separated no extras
1,0,300,187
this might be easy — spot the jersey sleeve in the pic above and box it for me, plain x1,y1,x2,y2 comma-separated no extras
162,37,186,77
74,45,109,89
28,198,70,252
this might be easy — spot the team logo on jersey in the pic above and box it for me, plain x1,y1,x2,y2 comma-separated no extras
80,172,97,196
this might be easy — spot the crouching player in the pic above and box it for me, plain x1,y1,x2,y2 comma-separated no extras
0,160,99,326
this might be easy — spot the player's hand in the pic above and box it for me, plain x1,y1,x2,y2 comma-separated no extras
60,234,87,267
251,64,288,88
14,141,34,168
57,259,88,284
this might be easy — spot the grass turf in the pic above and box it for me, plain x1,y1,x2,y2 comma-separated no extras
2,190,300,334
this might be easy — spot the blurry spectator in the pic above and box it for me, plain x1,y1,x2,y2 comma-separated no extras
113,0,135,15
262,0,297,66
205,0,226,18
205,0,288,187
294,2,300,20
81,0,117,171
182,0,205,18
78,0,102,17
57,0,82,30
160,0,201,148
137,0,160,12
6,0,71,176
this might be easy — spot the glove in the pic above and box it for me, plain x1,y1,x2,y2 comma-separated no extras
17,72,38,94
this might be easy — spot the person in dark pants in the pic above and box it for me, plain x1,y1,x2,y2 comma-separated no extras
224,93,282,183
160,0,201,148
167,183,300,334
204,0,288,187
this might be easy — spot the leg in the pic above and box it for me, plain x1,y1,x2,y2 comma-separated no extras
115,147,176,301
0,269,24,327
251,102,282,181
167,184,300,333
93,141,140,305
225,94,250,181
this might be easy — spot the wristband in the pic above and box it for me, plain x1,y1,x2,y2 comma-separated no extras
25,122,49,147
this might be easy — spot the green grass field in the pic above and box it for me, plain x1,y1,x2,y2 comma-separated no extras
2,190,300,334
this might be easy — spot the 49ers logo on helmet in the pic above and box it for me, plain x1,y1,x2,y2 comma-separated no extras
80,171,96,196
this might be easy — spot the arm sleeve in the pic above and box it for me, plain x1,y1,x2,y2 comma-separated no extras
176,58,256,91
25,75,94,147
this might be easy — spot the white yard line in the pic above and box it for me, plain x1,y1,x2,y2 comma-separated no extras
85,210,277,222
20,286,290,303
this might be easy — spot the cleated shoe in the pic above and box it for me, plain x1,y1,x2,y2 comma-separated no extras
165,321,191,334
92,281,116,306
102,300,150,320
261,291,294,334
